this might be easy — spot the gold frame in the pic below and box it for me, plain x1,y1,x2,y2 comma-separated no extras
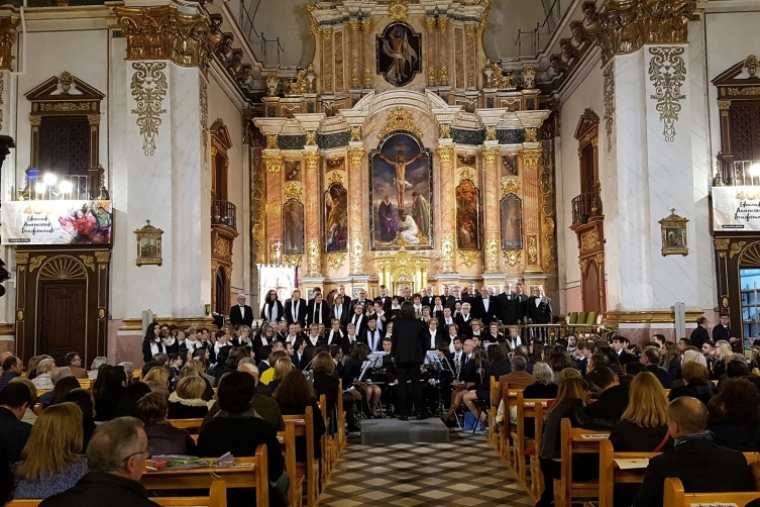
659,209,688,256
135,219,164,266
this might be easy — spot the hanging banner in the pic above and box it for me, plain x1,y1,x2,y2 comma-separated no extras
0,200,112,245
713,187,760,231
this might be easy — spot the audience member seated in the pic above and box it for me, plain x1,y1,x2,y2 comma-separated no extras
118,362,135,384
609,372,672,452
46,375,81,408
668,362,715,405
707,377,760,451
671,350,707,388
61,389,97,450
142,367,170,397
465,345,511,425
499,355,535,391
213,346,249,382
115,377,152,418
93,365,127,422
177,360,214,400
522,362,559,399
0,355,22,392
137,392,197,456
312,351,339,417
65,352,88,379
197,371,286,507
633,396,754,507
14,402,88,499
659,342,681,379
557,366,582,383
586,366,629,419
267,357,294,393
167,376,210,419
639,347,673,388
536,378,616,507
26,355,50,382
32,358,57,390
0,382,32,461
10,378,38,425
274,369,327,462
260,351,288,386
710,340,734,379
547,352,575,382
87,357,108,380
39,416,160,507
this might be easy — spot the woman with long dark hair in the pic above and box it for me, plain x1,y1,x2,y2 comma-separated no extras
343,342,381,417
260,290,284,323
462,345,510,425
274,370,326,460
141,322,164,363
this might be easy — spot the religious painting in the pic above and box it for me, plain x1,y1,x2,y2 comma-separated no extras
377,22,422,87
502,154,518,176
284,160,301,182
324,183,348,252
500,194,524,250
282,199,305,254
326,156,345,173
457,153,476,166
659,209,689,256
370,133,432,250
455,178,481,249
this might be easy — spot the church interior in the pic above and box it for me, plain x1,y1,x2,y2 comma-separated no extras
0,0,757,506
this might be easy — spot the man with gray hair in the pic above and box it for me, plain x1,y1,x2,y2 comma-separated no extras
497,354,535,404
118,362,135,383
41,417,159,507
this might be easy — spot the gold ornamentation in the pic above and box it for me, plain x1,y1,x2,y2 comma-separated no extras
483,60,514,89
39,102,91,112
524,127,538,143
15,309,23,322
458,251,478,268
427,67,436,87
580,258,589,274
581,229,600,252
502,179,520,196
350,125,362,142
464,23,477,36
265,73,279,96
135,219,164,266
29,255,47,273
389,1,409,21
264,155,283,173
439,123,451,139
0,72,4,131
37,257,88,281
522,66,536,89
303,151,320,171
725,87,760,96
527,236,538,264
307,239,321,276
440,236,455,273
424,17,436,32
603,62,614,152
114,6,219,71
717,100,731,110
437,17,450,30
377,107,423,140
520,149,541,166
286,68,311,96
269,241,282,264
95,251,111,263
348,19,360,33
348,147,365,167
265,203,282,214
459,168,474,183
648,46,686,142
483,147,499,165
28,115,42,127
351,238,365,275
730,241,746,259
284,182,302,201
363,68,373,88
714,238,730,251
327,253,346,272
321,26,333,38
503,250,519,267
439,66,449,86
78,255,95,272
15,252,29,265
745,54,758,78
437,146,454,164
351,68,360,88
98,307,106,320
199,75,208,163
305,130,317,146
266,134,278,149
484,236,500,273
659,208,689,256
360,19,373,32
282,254,302,267
485,126,497,141
328,171,343,185
130,62,168,157
214,237,231,258
539,145,556,272
0,17,19,71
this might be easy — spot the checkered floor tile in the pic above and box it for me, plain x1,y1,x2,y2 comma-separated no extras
320,431,533,507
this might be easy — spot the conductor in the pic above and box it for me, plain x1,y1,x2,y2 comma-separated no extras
391,301,428,421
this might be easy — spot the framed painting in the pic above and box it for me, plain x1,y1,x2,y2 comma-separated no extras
135,219,163,267
282,199,305,254
456,178,480,249
324,183,348,252
501,194,523,250
377,22,422,87
370,133,432,250
659,209,688,256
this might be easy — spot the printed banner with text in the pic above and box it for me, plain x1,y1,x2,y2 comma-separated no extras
0,200,112,245
713,187,760,231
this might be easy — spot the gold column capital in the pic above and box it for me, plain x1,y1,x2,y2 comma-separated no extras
424,17,437,32
717,100,731,111
437,16,450,30
484,235,500,273
0,17,19,71
519,149,542,167
437,145,454,164
303,151,320,170
348,147,365,167
263,155,283,173
482,147,500,166
114,5,219,72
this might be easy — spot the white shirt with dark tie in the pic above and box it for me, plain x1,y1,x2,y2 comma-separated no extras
535,298,541,308
239,305,246,319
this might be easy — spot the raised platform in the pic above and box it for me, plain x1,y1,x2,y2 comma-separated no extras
360,417,450,445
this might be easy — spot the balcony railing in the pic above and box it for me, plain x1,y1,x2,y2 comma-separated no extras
212,200,237,230
571,191,601,226
19,173,90,201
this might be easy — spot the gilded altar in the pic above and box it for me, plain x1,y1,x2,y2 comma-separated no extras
251,0,557,299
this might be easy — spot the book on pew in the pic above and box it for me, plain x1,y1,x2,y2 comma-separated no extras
689,503,739,507
613,458,649,469
580,433,610,439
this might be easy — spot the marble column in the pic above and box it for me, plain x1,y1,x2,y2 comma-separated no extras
437,17,450,87
321,27,333,93
520,148,543,274
303,150,322,277
424,17,437,87
263,150,283,263
482,147,501,273
347,147,365,274
437,144,455,273
348,19,361,89
465,23,477,89
361,20,373,89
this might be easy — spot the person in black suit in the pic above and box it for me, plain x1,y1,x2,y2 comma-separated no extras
639,348,673,388
377,285,393,314
689,316,710,351
307,292,330,327
633,396,754,507
526,286,552,324
455,302,475,338
260,289,284,323
425,318,444,350
472,286,498,325
496,283,522,325
0,383,32,462
293,338,309,370
340,322,359,356
514,284,529,321
446,286,463,311
462,282,479,303
391,302,428,420
421,285,436,309
612,336,632,363
361,317,383,352
712,314,732,343
284,289,307,327
585,366,629,420
325,319,345,347
349,289,370,316
331,294,350,328
229,293,254,327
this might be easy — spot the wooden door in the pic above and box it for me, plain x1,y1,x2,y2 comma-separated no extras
582,260,602,314
39,281,87,361
215,267,228,316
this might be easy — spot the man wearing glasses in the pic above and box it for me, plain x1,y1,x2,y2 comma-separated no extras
41,417,159,506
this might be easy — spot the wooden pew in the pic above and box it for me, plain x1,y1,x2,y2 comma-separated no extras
6,479,229,507
500,387,520,468
554,418,610,507
141,446,268,507
77,378,91,391
318,394,330,484
529,402,546,500
168,418,204,434
283,405,319,507
279,420,304,507
512,392,551,488
664,477,760,507
487,376,499,449
337,379,346,452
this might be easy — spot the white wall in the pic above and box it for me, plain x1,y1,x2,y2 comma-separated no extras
484,0,547,61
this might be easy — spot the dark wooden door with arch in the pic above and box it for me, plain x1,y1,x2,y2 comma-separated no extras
39,281,87,360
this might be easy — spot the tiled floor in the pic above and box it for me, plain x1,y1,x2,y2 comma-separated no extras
320,431,534,507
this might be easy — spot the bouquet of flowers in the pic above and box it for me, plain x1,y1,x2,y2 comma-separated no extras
150,453,235,473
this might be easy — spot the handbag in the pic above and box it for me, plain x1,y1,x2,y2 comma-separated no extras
652,431,671,452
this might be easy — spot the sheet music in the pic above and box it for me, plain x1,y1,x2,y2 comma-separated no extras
689,504,739,507
613,458,649,470
580,434,610,439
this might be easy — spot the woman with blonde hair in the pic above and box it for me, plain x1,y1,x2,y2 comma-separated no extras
669,361,716,405
168,376,210,419
31,358,57,390
267,357,294,393
14,403,87,498
178,360,214,401
609,372,671,452
142,366,170,396
537,378,615,507
711,339,735,379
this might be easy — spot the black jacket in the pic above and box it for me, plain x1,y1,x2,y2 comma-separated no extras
284,298,308,326
540,398,616,459
0,407,30,462
39,472,161,507
313,371,339,417
471,296,498,325
586,385,629,420
689,325,710,351
668,383,715,405
709,423,760,452
633,438,754,507
391,317,427,365
306,300,330,326
259,300,284,322
609,420,671,452
496,292,522,325
230,304,254,327
712,324,732,343
644,364,673,388
526,296,553,324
